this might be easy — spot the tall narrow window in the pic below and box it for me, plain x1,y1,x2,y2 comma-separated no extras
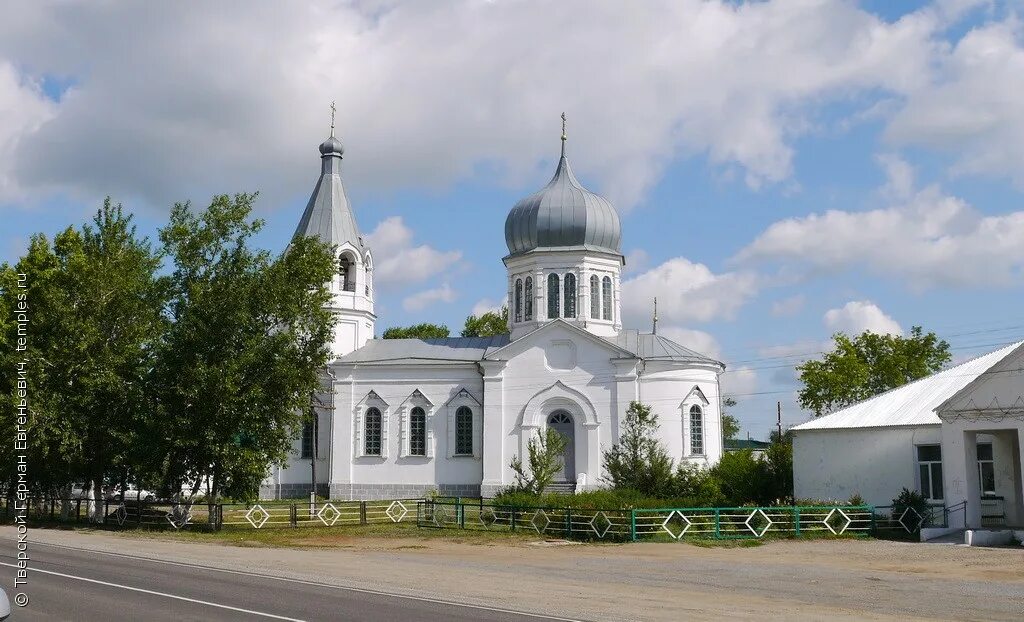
301,420,315,459
916,445,943,501
978,443,995,495
339,255,355,292
547,273,560,319
514,279,523,323
364,407,382,456
589,275,599,318
524,277,533,321
455,406,473,455
689,405,704,455
563,273,576,319
410,407,426,457
601,276,612,320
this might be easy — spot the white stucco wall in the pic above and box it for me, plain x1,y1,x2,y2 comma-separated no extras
640,361,722,468
793,425,941,506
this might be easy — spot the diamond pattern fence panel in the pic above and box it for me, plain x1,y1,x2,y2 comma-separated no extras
417,501,875,542
219,499,419,530
871,503,949,538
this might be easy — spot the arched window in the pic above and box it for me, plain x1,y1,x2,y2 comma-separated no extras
410,407,426,457
601,276,612,320
547,273,560,319
364,407,382,456
455,406,474,455
563,273,576,319
589,275,599,319
301,420,315,459
339,254,355,292
514,278,523,323
689,405,704,456
524,277,533,321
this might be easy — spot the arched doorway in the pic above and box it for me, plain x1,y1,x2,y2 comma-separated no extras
548,410,575,482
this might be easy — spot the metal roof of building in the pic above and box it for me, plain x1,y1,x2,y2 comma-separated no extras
504,144,621,258
609,330,724,368
791,341,1023,431
334,335,512,365
292,136,364,251
725,438,772,451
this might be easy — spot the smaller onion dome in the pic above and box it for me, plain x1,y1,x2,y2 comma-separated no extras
319,136,344,157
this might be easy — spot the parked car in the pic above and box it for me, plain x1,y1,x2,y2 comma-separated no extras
108,486,158,502
0,586,10,620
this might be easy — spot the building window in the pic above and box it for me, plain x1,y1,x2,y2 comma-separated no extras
364,407,382,456
601,276,612,320
547,273,560,319
301,420,315,459
455,406,473,455
524,277,533,321
410,407,426,457
514,278,523,323
589,275,599,318
917,445,943,501
563,273,576,319
689,405,704,455
978,442,995,496
339,254,355,292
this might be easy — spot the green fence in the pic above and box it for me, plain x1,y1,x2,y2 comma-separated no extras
417,500,874,541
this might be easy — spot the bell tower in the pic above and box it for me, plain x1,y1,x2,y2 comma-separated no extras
292,108,375,357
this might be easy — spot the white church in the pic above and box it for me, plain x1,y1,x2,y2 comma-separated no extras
261,122,726,500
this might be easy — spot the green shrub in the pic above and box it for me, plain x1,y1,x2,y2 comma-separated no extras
891,487,931,528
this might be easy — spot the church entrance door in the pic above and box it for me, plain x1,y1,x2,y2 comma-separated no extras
548,411,575,483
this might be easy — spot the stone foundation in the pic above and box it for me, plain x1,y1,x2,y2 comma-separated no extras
259,483,329,500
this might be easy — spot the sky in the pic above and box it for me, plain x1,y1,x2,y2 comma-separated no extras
3,0,1024,438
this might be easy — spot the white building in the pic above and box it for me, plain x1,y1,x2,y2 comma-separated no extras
792,341,1024,530
261,125,726,500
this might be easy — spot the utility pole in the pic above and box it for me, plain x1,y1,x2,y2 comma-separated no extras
776,401,782,441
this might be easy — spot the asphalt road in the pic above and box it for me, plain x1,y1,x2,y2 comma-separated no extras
1,542,576,621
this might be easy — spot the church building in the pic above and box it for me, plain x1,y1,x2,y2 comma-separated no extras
261,120,726,500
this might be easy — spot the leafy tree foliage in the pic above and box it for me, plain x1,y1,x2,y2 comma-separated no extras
602,401,675,495
1,202,166,519
798,327,951,416
711,439,794,506
461,306,508,337
156,194,335,505
509,427,569,495
720,397,740,441
381,323,450,339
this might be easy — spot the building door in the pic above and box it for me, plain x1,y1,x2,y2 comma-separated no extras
548,411,575,483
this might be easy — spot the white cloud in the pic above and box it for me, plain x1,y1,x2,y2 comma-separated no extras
0,61,54,200
721,366,758,398
770,294,805,317
470,298,503,317
886,19,1024,188
402,283,457,312
622,257,758,325
0,1,951,209
364,217,461,287
735,157,1024,289
658,326,722,360
823,300,903,336
624,249,650,274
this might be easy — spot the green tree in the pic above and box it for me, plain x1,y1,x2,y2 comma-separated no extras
721,397,740,441
156,193,335,510
797,327,951,416
0,202,167,519
601,401,675,495
509,427,569,495
461,307,508,337
382,323,450,339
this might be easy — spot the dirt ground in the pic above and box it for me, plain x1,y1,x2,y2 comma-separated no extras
7,526,1024,621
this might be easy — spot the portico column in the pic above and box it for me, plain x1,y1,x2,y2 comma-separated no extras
480,360,507,496
582,422,600,490
963,431,982,528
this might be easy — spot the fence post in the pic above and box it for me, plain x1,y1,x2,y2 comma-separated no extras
137,497,143,527
714,509,721,539
459,501,465,529
630,510,637,542
76,499,81,522
360,501,367,525
50,497,55,521
290,503,297,528
870,506,877,535
566,508,572,539
511,507,517,532
794,507,801,537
